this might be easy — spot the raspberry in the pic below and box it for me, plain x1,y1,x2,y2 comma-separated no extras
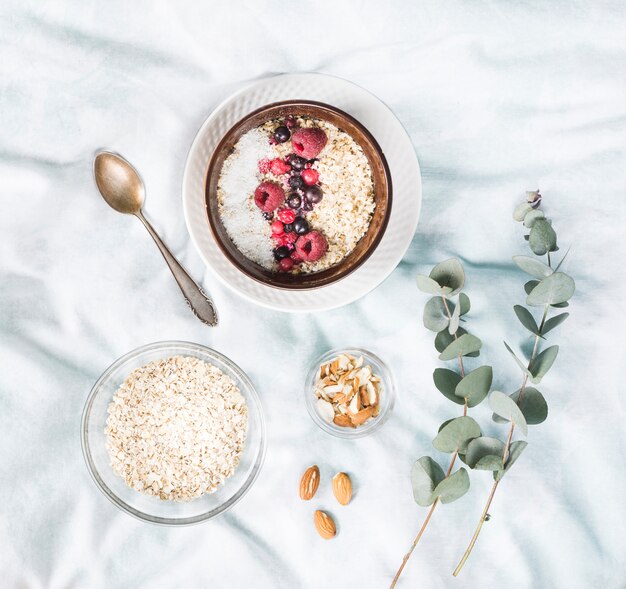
254,182,285,213
291,127,327,159
272,235,286,247
271,220,284,235
270,158,291,176
258,158,271,174
290,251,303,263
282,231,297,245
278,209,296,223
295,230,328,262
301,168,319,186
279,257,294,272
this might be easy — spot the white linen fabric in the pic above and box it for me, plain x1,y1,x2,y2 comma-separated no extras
1,1,624,588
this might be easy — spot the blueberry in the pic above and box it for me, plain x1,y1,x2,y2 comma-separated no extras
283,223,294,233
301,199,313,212
274,246,291,260
304,185,323,204
287,193,302,209
274,125,290,143
289,175,304,190
289,155,306,170
263,212,274,221
293,217,309,235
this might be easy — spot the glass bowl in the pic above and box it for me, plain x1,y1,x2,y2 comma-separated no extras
81,341,266,526
304,347,396,438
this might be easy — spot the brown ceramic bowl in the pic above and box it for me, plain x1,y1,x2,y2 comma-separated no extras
205,100,392,290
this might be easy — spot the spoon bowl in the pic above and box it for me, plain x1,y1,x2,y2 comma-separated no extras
94,152,145,215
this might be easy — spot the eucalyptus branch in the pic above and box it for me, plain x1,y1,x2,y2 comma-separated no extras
452,191,575,575
391,260,493,588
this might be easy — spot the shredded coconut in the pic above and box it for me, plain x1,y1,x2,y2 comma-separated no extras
105,356,248,501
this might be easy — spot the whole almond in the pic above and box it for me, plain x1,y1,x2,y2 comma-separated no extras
332,472,352,506
299,465,320,500
314,510,336,539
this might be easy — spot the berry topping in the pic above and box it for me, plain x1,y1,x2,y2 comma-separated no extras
287,154,306,170
301,198,313,212
274,125,291,143
293,216,309,235
304,185,323,204
269,158,291,176
288,175,305,190
262,211,274,221
274,245,291,261
283,222,294,233
270,220,284,235
290,251,303,263
279,257,294,272
295,231,328,262
278,209,296,224
287,193,302,209
291,127,328,159
254,182,285,213
282,231,297,245
301,168,319,186
258,158,271,174
284,115,297,129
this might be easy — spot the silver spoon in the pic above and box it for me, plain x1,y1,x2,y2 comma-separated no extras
93,151,218,326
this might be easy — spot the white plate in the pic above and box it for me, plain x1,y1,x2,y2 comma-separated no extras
182,73,421,312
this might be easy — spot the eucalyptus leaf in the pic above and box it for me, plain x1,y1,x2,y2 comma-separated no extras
529,219,558,255
449,298,461,335
551,301,569,308
526,272,575,306
411,456,445,507
554,247,570,272
416,275,449,296
504,342,531,378
523,209,545,228
459,293,471,315
513,255,553,279
431,468,470,504
433,368,465,405
494,441,528,481
541,312,569,335
432,416,481,453
465,437,505,470
513,305,539,335
513,202,533,221
429,259,465,296
438,418,454,432
489,391,528,435
439,333,482,361
454,365,493,408
528,345,559,384
492,388,548,425
435,328,480,357
524,280,540,294
423,297,450,332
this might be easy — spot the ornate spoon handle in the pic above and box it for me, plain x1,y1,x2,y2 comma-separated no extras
136,211,218,326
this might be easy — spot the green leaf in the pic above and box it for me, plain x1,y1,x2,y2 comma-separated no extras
541,312,569,335
416,275,449,296
455,365,493,408
432,416,481,453
524,280,540,294
411,457,445,507
513,202,533,221
489,391,528,435
433,368,464,406
429,259,465,296
523,209,545,228
435,328,480,357
504,342,531,378
423,297,450,332
459,293,471,315
448,297,461,335
465,437,505,470
432,468,470,504
529,219,558,255
494,441,528,481
526,272,575,306
439,334,482,361
551,301,569,308
554,247,570,272
513,305,539,335
492,388,548,426
528,345,559,384
513,255,554,279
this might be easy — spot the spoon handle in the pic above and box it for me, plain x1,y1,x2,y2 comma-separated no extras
136,211,218,326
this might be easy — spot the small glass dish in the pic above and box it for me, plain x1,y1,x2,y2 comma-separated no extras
81,341,266,526
304,347,396,438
